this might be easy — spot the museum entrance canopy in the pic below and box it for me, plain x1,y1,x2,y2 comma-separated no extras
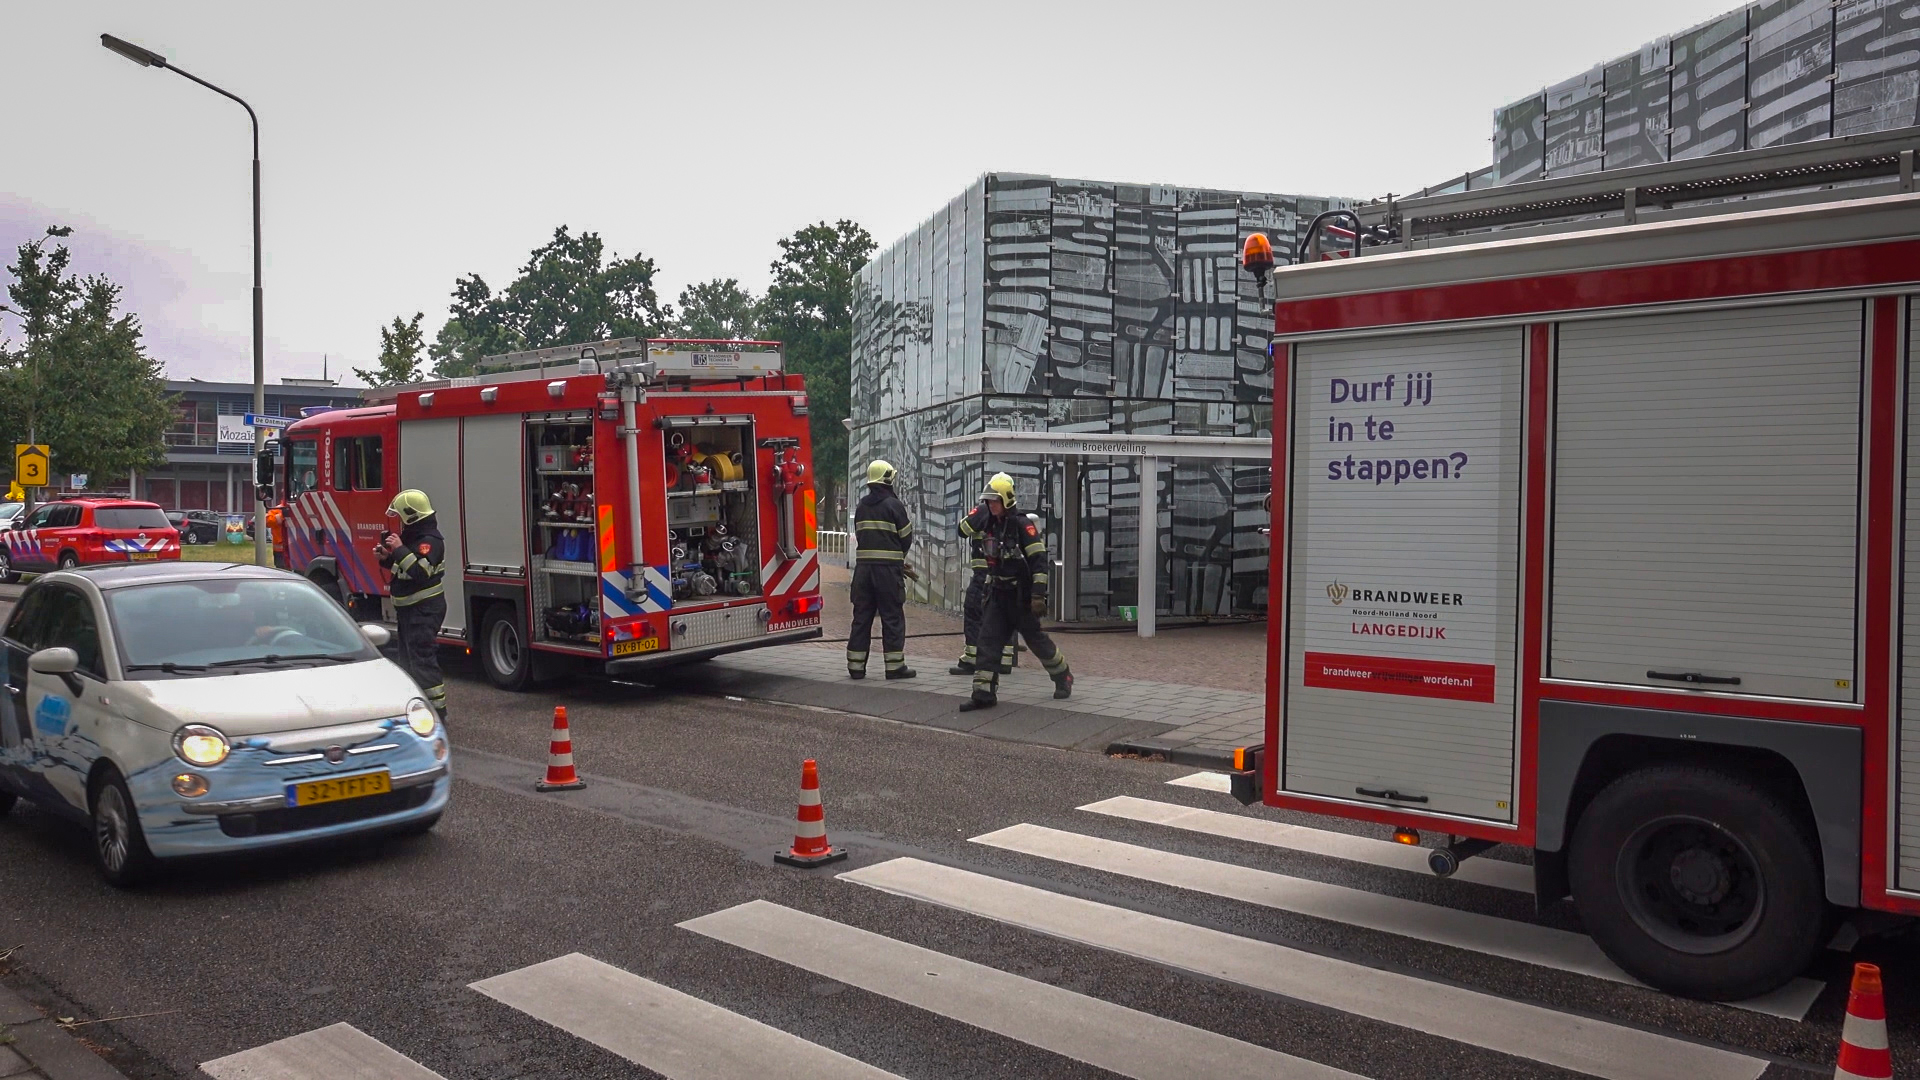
929,431,1273,638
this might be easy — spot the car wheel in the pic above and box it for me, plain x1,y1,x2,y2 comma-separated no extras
481,605,532,691
57,551,79,571
0,549,15,584
1569,764,1824,1001
90,767,157,888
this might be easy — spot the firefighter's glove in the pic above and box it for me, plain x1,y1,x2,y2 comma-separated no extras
1030,596,1047,616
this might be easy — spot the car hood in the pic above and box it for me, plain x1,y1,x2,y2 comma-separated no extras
113,660,424,736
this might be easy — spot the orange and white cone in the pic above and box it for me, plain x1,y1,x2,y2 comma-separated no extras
535,706,587,792
1836,961,1891,1080
774,758,848,867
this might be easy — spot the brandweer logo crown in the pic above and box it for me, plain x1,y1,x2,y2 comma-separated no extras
1326,581,1349,605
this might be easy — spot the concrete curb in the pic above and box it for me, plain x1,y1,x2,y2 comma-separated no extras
0,982,132,1080
1102,737,1244,770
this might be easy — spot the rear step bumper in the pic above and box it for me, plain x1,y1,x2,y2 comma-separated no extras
605,625,823,674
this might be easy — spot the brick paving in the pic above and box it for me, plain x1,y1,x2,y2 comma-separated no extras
680,563,1268,764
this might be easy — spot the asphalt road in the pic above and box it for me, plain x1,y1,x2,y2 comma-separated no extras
1,589,1917,1078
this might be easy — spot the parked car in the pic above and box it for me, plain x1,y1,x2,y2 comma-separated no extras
0,499,179,582
0,562,449,885
166,509,228,545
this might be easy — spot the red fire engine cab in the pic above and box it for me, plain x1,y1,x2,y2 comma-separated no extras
277,338,824,688
1241,127,1920,1002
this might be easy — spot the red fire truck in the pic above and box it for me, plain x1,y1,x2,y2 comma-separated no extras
276,338,824,688
1241,127,1920,1001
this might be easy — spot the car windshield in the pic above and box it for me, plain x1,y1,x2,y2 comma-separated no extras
106,576,377,675
0,502,20,522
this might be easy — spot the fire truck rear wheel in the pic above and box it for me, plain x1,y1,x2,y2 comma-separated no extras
1569,764,1823,1002
481,605,532,691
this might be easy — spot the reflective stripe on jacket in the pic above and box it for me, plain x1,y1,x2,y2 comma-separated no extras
853,484,912,564
384,515,447,607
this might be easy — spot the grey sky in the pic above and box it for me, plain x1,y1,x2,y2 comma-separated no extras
4,1,1738,385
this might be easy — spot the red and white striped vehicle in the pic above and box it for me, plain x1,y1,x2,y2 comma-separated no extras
0,498,180,581
275,338,825,689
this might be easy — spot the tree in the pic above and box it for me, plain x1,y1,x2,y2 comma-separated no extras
355,312,426,386
0,226,173,490
672,278,760,341
759,220,875,513
429,227,671,376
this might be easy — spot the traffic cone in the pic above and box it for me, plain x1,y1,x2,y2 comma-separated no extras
774,759,848,868
1835,961,1891,1080
534,706,587,792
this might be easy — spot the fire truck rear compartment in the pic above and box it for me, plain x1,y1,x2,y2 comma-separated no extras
662,420,763,603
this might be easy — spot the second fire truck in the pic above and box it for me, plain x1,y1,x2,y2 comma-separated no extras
275,338,825,688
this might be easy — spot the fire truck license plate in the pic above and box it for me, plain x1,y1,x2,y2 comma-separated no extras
129,553,158,561
287,771,392,807
613,637,660,657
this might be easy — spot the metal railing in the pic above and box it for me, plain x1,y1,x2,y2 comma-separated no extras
816,530,848,556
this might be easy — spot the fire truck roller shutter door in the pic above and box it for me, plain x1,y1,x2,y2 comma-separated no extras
1551,302,1863,703
1285,326,1525,823
462,415,528,576
399,418,467,636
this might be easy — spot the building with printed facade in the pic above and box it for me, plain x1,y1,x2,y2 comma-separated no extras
850,173,1347,622
1491,0,1919,185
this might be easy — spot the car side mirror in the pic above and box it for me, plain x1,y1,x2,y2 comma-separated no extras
28,647,79,675
359,624,391,648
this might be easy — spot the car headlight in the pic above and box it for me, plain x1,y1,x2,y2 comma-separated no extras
405,698,437,738
173,725,230,766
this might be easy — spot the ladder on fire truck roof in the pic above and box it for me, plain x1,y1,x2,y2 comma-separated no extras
1323,124,1919,257
359,338,784,405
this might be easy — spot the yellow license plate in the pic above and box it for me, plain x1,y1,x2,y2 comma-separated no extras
612,637,660,657
129,553,158,561
287,771,392,807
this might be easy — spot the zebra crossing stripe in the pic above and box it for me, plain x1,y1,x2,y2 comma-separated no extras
471,952,901,1080
1081,795,1535,893
839,857,1768,1080
199,1022,446,1079
681,899,1366,1080
1166,771,1232,792
971,823,1823,1020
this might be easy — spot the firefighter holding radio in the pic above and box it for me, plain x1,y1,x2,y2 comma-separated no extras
378,489,449,717
959,473,1071,710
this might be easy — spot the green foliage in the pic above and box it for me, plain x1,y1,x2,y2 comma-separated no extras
672,278,761,341
0,226,173,488
429,227,669,376
355,312,427,386
759,220,875,510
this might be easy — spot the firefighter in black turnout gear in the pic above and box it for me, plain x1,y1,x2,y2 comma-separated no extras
379,489,448,717
949,530,1015,676
959,473,1071,710
847,460,916,680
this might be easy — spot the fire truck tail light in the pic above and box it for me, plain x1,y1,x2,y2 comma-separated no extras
1391,827,1420,846
789,596,821,617
790,394,808,416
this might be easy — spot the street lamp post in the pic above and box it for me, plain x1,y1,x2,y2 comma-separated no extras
101,34,269,567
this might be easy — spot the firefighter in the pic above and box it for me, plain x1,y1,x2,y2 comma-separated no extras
847,460,915,680
959,473,1071,710
377,489,448,717
950,502,1014,676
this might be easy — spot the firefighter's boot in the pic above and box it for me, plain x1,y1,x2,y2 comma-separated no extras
1053,672,1074,700
886,666,918,680
959,693,996,711
949,661,975,675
